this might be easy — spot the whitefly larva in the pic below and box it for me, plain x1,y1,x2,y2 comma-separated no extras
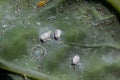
54,29,62,40
40,31,51,43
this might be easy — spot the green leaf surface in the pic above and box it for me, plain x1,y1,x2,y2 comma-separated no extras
0,0,120,80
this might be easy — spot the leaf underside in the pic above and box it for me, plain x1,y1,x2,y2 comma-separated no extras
0,0,120,80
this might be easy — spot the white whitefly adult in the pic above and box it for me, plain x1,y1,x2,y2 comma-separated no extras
72,55,80,65
54,29,62,40
40,31,52,43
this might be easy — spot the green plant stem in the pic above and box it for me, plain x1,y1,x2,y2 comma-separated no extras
0,59,60,80
67,42,120,50
106,0,120,13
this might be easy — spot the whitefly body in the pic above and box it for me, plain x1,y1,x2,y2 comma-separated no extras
40,31,51,42
72,55,80,65
54,29,62,40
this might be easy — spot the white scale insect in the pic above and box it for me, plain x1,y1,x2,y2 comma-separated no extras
40,31,52,43
54,29,62,40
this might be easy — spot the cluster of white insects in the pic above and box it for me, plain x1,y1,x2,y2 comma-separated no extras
39,29,80,70
40,29,62,43
32,29,62,61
